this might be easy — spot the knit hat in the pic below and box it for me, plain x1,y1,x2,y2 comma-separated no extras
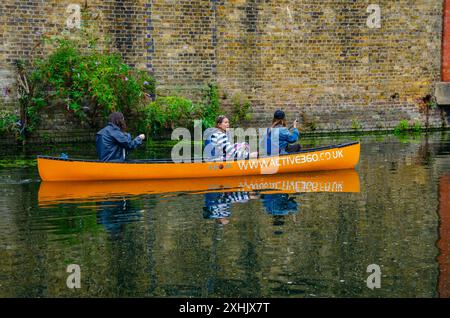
273,110,286,120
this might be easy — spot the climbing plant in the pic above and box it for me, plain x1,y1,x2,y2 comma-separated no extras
15,34,155,136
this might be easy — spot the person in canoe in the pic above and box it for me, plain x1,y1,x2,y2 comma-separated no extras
260,110,301,156
96,112,145,162
204,115,258,161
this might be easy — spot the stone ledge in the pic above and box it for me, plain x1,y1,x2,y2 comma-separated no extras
435,82,450,105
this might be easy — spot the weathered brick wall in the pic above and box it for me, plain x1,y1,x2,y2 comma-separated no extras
150,0,216,99
0,0,149,142
215,0,445,130
0,0,447,143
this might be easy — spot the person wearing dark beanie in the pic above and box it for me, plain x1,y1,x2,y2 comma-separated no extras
260,110,301,156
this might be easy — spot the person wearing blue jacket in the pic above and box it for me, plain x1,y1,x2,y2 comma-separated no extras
96,112,145,162
260,110,301,156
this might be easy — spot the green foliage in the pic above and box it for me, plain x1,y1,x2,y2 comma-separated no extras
411,121,422,133
230,93,252,126
0,111,20,136
201,83,221,129
351,118,362,131
428,101,437,109
0,159,37,168
141,83,222,137
143,96,199,134
17,36,155,135
426,98,437,110
394,119,422,134
394,120,410,134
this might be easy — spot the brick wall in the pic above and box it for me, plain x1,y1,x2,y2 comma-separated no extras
214,0,444,130
150,0,216,99
0,0,447,143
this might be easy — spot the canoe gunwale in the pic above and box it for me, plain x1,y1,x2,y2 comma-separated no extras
37,141,360,164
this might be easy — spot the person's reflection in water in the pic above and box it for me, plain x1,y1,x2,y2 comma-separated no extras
96,199,142,240
261,193,299,235
203,192,250,225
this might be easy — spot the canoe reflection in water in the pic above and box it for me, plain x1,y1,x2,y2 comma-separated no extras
39,171,357,237
38,170,360,206
202,191,299,228
261,193,298,216
96,200,143,240
261,194,299,235
203,192,250,225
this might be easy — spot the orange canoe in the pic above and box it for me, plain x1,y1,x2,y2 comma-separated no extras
38,169,360,206
37,142,360,181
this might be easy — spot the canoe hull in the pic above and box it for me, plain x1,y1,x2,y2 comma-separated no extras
37,142,360,181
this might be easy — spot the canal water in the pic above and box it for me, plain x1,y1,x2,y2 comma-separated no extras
0,132,449,297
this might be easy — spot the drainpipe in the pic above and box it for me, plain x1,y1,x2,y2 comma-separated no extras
442,0,450,81
435,0,450,127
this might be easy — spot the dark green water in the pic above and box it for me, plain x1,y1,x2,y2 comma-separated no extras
0,132,449,297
